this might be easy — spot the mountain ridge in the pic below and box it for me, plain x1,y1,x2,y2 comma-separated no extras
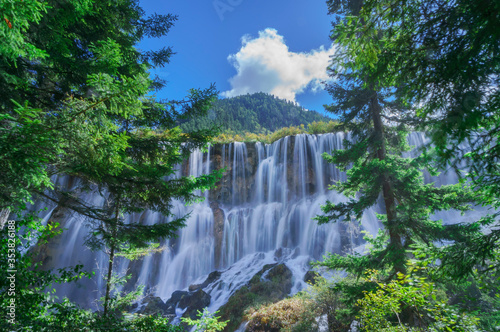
179,92,331,134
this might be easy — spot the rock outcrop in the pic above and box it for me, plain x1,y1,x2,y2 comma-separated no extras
210,202,225,268
218,263,293,332
188,270,222,292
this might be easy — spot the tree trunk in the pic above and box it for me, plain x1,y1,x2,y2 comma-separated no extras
103,201,120,317
103,242,115,317
369,92,406,275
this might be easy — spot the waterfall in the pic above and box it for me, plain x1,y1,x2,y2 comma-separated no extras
34,132,484,311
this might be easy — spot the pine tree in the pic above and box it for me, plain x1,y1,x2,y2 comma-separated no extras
322,0,500,281
54,127,221,316
0,0,221,325
315,0,479,279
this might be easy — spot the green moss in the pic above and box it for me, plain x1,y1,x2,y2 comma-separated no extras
218,264,293,332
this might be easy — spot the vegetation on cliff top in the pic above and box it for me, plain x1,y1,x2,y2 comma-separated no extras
211,120,340,144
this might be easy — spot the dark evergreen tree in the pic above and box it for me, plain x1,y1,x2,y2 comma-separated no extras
0,0,220,328
316,0,479,280
324,0,500,281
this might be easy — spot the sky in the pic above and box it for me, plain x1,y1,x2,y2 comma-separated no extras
138,0,335,115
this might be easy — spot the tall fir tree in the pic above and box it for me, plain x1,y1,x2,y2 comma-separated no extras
322,0,500,280
0,0,220,328
315,0,480,280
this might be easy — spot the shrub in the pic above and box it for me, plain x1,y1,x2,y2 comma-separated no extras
246,274,353,332
210,120,341,144
181,308,228,332
307,120,340,134
246,297,311,332
357,269,480,332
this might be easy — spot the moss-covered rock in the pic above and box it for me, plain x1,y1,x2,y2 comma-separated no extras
218,263,293,332
189,270,222,292
140,295,172,316
303,271,320,285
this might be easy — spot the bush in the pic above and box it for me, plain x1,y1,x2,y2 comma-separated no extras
210,120,341,144
246,297,311,332
307,120,340,134
181,308,228,332
357,269,480,332
246,274,353,332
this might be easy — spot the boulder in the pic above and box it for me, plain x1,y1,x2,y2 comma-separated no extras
140,295,172,316
180,290,211,319
161,289,212,319
218,263,293,332
189,270,222,292
303,270,320,285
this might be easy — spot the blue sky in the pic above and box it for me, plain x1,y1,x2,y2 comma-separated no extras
139,1,334,115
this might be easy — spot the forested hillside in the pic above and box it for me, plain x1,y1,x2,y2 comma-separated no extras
179,92,330,134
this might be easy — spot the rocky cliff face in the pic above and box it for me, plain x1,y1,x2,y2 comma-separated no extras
204,137,321,205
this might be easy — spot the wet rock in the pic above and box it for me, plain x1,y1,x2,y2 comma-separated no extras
189,271,222,292
188,284,201,292
274,247,283,260
123,301,139,314
161,289,212,319
166,290,189,306
140,295,171,316
304,270,320,285
180,290,211,319
210,202,225,268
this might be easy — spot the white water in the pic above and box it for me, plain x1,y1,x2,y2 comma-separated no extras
38,133,482,311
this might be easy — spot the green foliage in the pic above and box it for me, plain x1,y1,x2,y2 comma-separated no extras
179,92,330,135
247,274,356,332
357,269,480,332
0,213,182,331
0,211,93,330
211,121,341,144
181,308,228,332
307,120,341,134
408,247,500,330
212,125,305,144
325,0,500,280
0,0,48,62
297,275,354,331
318,0,483,280
0,0,221,327
131,314,185,332
115,243,164,261
36,298,184,331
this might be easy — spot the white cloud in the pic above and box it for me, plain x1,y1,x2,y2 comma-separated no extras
222,28,335,103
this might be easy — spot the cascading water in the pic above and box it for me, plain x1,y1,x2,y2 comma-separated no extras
34,132,483,313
